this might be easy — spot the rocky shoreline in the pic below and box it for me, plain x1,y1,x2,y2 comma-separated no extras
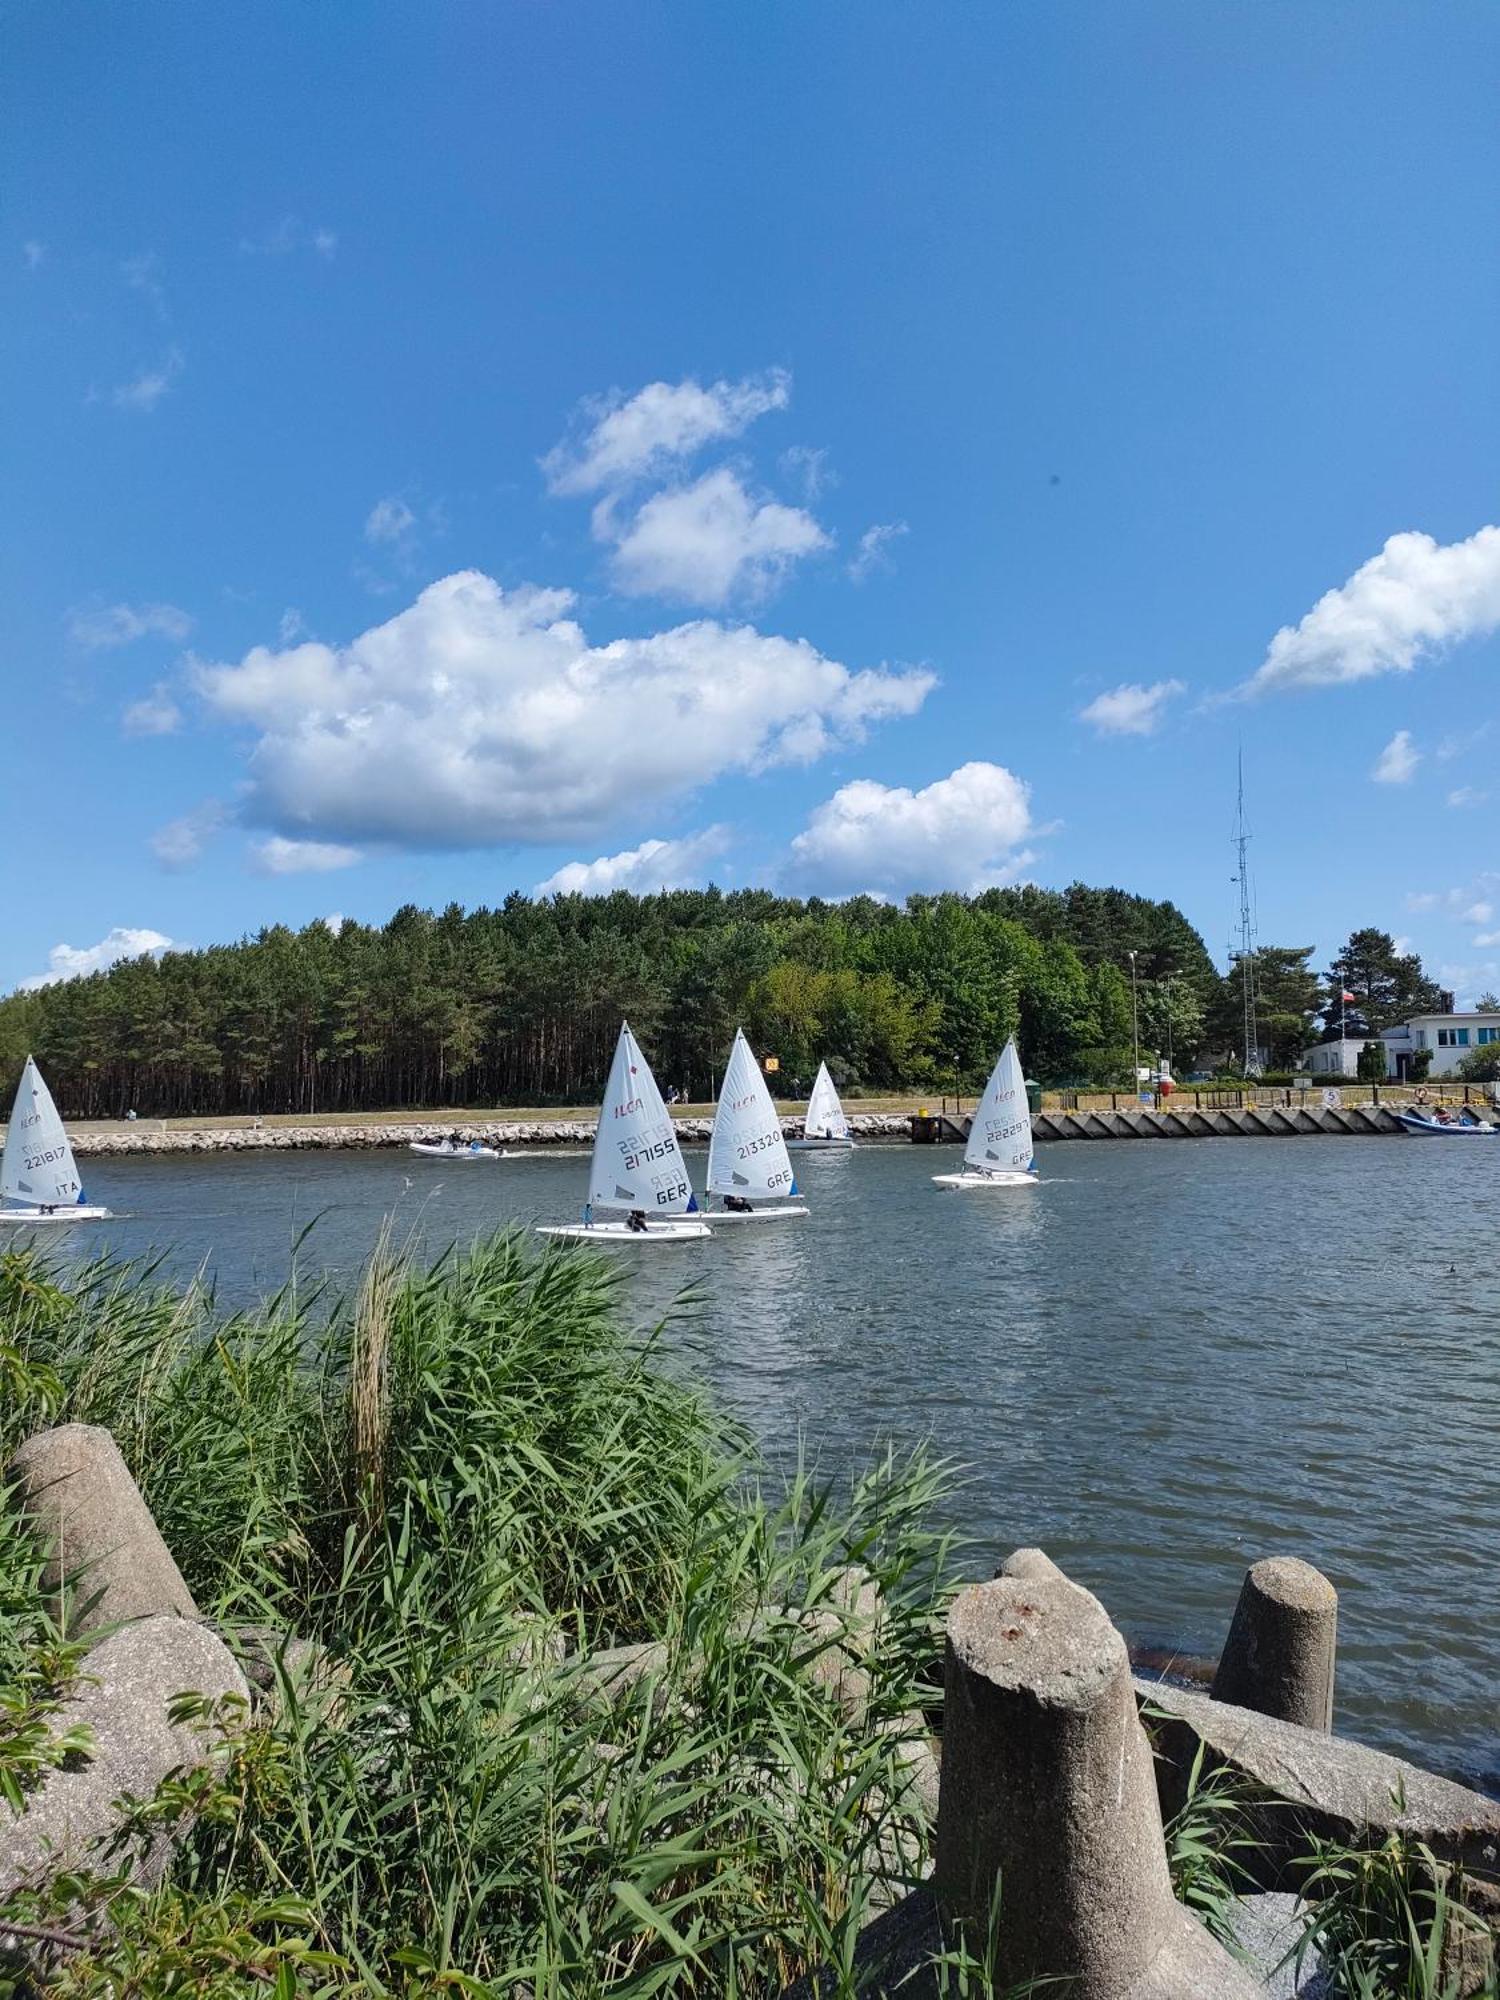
71,1111,914,1158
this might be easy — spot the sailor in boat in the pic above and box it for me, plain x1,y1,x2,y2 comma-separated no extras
626,1209,649,1234
723,1194,752,1213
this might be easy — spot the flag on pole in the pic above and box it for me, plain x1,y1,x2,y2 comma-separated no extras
1340,990,1355,1003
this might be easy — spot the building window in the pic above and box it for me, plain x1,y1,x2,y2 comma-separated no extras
1459,1029,1470,1046
1437,1028,1472,1047
1479,1028,1498,1046
1438,1030,1453,1046
1415,1029,1427,1047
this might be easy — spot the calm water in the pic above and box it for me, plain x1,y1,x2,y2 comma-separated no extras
37,1134,1500,1787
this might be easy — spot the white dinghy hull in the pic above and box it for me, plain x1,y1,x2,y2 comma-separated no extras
932,1171,1037,1190
408,1142,503,1158
706,1204,810,1222
536,1219,712,1243
0,1203,113,1224
785,1136,854,1152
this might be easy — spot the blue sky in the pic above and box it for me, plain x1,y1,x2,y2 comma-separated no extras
4,1,1498,998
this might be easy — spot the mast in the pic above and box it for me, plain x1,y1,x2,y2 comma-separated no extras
1228,750,1261,1073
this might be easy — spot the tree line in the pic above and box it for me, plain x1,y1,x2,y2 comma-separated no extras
0,890,1454,1118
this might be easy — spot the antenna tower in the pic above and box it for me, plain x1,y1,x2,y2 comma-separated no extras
1229,750,1260,1073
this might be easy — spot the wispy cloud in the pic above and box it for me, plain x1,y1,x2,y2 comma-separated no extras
19,926,177,992
121,683,183,737
23,240,44,270
150,800,226,869
1079,679,1186,737
1447,786,1491,810
1372,729,1420,784
251,835,362,875
779,445,835,502
364,496,417,546
69,600,192,648
112,345,184,412
1239,525,1500,696
122,251,169,319
848,521,908,583
239,215,338,258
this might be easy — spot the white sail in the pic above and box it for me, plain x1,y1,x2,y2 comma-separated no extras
803,1062,850,1141
587,1023,696,1216
2,1058,85,1209
964,1038,1034,1176
708,1030,799,1202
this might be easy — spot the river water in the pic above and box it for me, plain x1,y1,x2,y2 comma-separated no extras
36,1134,1500,1788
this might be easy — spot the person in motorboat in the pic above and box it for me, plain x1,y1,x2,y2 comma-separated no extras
626,1209,649,1233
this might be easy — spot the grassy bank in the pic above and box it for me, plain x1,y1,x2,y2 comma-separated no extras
0,1235,954,1996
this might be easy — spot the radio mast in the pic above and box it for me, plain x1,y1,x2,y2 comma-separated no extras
1228,750,1261,1073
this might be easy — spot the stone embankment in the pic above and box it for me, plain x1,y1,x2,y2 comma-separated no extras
7,1420,1499,1995
70,1112,913,1159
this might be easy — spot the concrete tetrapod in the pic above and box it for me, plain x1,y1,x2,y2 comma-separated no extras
7,1423,199,1636
1210,1557,1337,1731
0,1617,248,1899
936,1573,1262,1999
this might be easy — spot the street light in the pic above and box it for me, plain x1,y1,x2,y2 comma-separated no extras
1127,949,1140,1090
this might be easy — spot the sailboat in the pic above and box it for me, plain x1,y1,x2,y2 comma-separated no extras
536,1022,711,1242
786,1061,854,1150
704,1029,809,1221
932,1038,1039,1190
1,1057,112,1224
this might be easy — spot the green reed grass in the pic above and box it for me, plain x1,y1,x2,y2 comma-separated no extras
0,1233,960,1996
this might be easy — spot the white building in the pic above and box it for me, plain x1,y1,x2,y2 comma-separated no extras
1303,1010,1500,1080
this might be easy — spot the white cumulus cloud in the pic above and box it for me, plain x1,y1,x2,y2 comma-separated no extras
1372,729,1420,784
543,370,790,495
1240,526,1500,695
19,927,177,992
606,467,829,605
251,836,362,875
69,600,193,648
787,761,1034,897
121,684,183,736
193,570,934,850
535,827,731,898
1448,786,1490,809
1079,679,1185,737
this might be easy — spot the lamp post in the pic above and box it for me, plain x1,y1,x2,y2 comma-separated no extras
1127,949,1140,1091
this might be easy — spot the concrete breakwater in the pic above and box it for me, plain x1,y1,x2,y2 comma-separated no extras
9,1424,1500,1995
71,1112,915,1158
70,1101,1422,1159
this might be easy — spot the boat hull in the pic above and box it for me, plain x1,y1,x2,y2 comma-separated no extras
0,1204,113,1224
705,1204,810,1222
786,1137,854,1151
932,1171,1038,1189
534,1220,713,1243
408,1142,503,1158
1394,1112,1497,1137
